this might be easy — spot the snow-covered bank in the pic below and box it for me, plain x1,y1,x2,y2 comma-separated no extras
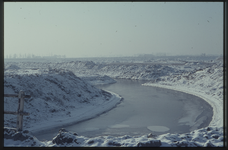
143,62,223,128
29,90,122,135
142,84,222,128
4,68,122,134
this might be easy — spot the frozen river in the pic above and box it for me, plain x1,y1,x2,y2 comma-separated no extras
34,79,213,141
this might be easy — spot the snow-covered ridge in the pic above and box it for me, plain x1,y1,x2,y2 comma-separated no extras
5,61,188,81
5,57,217,82
4,68,122,133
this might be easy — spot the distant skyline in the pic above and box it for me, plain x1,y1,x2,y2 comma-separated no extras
4,2,223,58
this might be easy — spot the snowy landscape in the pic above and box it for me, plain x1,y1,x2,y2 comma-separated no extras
4,55,224,147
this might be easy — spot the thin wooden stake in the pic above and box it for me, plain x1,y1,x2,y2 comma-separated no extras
17,91,24,131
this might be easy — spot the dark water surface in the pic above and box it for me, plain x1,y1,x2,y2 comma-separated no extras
35,79,212,141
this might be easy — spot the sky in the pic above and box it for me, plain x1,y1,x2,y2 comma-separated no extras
4,2,223,58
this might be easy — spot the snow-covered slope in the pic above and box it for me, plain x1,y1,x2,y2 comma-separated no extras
4,68,122,133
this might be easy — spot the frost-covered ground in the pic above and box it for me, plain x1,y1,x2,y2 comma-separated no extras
4,55,224,147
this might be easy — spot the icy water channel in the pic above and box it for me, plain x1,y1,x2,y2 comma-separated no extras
35,79,213,140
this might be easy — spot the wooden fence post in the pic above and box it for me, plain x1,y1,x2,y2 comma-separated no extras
4,91,30,131
17,90,24,131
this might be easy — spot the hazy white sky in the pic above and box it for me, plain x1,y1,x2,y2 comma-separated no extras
4,2,223,58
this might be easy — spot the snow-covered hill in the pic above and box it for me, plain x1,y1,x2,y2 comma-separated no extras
4,68,122,133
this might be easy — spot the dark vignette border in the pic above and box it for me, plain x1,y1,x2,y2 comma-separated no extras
224,0,228,148
0,0,227,148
